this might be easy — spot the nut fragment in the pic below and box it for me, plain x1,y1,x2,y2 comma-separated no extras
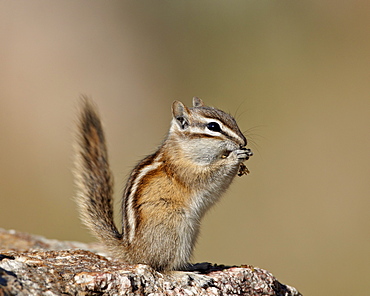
238,163,250,176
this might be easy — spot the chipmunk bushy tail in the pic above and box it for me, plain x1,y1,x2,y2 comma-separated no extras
74,98,124,256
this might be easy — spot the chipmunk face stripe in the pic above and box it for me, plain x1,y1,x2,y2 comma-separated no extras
192,107,247,146
173,117,246,147
201,118,246,146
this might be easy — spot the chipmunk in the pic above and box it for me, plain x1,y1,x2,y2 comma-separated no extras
74,97,252,272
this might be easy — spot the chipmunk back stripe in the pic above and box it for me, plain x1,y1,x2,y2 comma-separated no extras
124,152,162,242
122,152,160,241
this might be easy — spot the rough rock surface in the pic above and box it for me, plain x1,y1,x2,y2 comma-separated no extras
0,228,301,295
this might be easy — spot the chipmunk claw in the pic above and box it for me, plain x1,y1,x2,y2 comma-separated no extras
236,147,253,160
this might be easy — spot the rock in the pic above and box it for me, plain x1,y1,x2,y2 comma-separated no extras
0,228,301,295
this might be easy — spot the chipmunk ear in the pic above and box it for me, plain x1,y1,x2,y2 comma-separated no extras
192,97,204,107
172,101,190,129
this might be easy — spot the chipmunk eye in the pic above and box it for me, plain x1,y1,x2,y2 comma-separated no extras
206,122,221,132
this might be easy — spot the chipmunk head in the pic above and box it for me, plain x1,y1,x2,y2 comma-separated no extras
170,97,249,165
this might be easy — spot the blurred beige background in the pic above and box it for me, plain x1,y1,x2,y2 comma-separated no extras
1,1,369,295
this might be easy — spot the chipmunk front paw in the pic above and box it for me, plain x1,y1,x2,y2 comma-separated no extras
236,147,253,161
